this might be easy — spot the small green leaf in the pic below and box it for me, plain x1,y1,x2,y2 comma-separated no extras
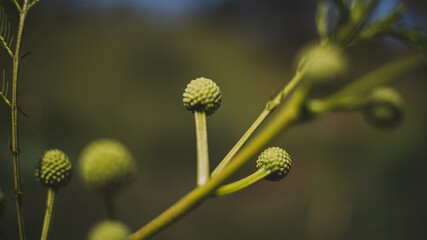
357,3,406,41
316,1,331,41
333,0,350,29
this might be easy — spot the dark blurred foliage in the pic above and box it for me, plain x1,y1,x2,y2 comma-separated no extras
0,0,426,239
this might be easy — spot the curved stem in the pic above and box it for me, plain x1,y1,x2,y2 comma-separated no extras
129,85,308,240
215,168,270,196
40,188,57,240
194,111,209,186
211,70,305,178
104,194,116,220
11,1,31,239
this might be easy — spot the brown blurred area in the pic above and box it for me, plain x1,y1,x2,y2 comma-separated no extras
0,0,426,239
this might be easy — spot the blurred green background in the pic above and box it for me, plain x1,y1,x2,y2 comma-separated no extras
1,0,427,239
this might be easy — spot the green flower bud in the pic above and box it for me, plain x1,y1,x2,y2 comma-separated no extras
183,77,222,115
35,149,73,189
88,220,130,240
297,43,347,82
256,147,292,182
79,139,136,194
0,188,5,217
363,87,403,130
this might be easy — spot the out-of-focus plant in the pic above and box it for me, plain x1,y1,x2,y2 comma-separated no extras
0,0,425,240
79,139,137,220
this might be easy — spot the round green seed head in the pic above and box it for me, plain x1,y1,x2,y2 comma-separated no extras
79,139,136,194
88,220,130,240
363,87,403,130
35,149,73,189
0,188,5,217
297,43,347,82
256,147,292,182
183,77,222,115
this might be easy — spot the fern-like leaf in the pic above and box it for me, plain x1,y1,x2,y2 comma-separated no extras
0,6,14,57
0,70,11,107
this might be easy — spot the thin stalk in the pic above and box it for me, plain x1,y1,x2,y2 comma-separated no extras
194,111,210,186
104,194,116,220
0,92,11,107
129,85,308,240
28,0,40,11
40,188,57,240
215,168,270,196
11,1,31,239
10,0,22,12
211,110,269,178
306,53,424,118
211,70,304,177
326,53,424,101
307,96,367,117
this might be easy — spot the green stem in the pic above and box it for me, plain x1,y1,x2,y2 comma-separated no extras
307,96,367,117
28,0,39,11
306,53,424,118
0,92,11,107
10,0,22,12
104,194,116,220
211,70,305,178
129,85,308,240
194,111,209,186
40,188,57,240
11,1,31,240
215,168,270,196
211,110,269,178
327,53,424,101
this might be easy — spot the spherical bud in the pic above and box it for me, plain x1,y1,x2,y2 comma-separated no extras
35,149,73,189
363,87,403,130
183,77,222,115
297,43,347,82
256,147,292,182
79,139,136,194
88,220,130,240
0,188,5,217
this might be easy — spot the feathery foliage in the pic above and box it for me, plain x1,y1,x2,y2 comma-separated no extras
0,70,10,106
0,5,14,57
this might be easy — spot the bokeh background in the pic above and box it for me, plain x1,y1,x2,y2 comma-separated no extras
0,0,426,239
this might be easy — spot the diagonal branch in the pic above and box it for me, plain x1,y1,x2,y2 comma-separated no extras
1,71,10,107
9,0,22,12
130,86,309,240
27,0,40,11
0,6,14,58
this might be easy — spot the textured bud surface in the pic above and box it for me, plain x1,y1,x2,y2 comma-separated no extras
256,147,292,181
35,149,73,188
88,220,130,240
79,139,136,194
183,77,222,115
363,87,403,130
299,44,347,82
